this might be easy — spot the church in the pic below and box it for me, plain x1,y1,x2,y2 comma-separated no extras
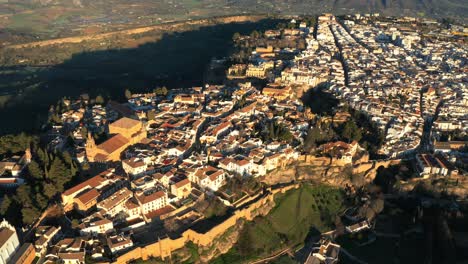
86,117,147,162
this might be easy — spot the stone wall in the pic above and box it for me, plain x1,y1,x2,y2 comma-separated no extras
115,184,299,263
353,159,402,179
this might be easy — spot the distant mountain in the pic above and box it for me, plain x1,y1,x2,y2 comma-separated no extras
226,0,466,20
0,0,464,41
4,0,467,20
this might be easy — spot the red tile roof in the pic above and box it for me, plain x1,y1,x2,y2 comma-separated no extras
144,205,174,220
136,190,166,204
0,228,15,248
62,175,105,196
76,188,100,205
98,134,129,154
110,117,140,130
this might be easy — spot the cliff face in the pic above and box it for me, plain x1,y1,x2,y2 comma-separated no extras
199,197,276,262
262,156,403,188
170,196,277,263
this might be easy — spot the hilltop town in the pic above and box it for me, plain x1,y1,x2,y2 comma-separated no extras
0,13,467,264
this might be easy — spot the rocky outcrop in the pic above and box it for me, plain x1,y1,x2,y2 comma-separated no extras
198,195,276,262
262,157,403,188
198,224,244,262
400,175,468,199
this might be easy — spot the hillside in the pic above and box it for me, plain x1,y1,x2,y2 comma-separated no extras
0,0,465,44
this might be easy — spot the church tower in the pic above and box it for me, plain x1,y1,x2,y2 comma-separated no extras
23,148,32,164
85,133,96,162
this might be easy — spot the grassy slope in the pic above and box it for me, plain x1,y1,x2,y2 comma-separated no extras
210,184,344,264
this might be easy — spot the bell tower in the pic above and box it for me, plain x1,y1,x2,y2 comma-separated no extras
85,133,96,162
24,148,32,164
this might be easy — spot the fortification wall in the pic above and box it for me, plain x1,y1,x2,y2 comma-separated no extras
115,184,299,263
353,159,402,175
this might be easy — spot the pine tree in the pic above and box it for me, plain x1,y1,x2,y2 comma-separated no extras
0,195,12,215
28,160,44,180
22,207,41,225
16,185,33,206
48,158,71,192
37,148,49,166
342,121,362,142
43,183,57,199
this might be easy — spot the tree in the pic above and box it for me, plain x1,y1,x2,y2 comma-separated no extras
0,133,34,155
341,121,362,142
48,158,71,192
95,95,105,105
161,86,168,96
250,30,260,39
154,86,168,96
147,110,156,121
232,32,241,42
71,219,80,228
80,126,88,140
28,160,44,180
22,207,41,225
0,195,12,215
36,148,49,166
125,89,132,99
16,185,33,205
43,183,57,199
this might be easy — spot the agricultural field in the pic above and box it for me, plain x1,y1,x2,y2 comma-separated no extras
0,18,281,135
0,0,466,45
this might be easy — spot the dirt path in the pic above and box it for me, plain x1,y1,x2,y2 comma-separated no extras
249,247,292,264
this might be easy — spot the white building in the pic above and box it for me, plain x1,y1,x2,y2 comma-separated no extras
107,235,134,254
0,219,20,264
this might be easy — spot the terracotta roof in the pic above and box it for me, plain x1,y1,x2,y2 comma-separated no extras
107,101,134,117
58,252,85,261
0,178,17,184
125,198,140,210
174,178,190,188
76,188,100,205
98,134,129,154
62,175,105,196
93,218,112,226
110,117,140,130
0,228,15,248
123,158,145,168
136,190,166,204
144,205,174,220
209,170,224,181
94,153,109,162
98,188,132,211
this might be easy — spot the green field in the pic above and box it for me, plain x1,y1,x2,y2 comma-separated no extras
210,184,344,264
